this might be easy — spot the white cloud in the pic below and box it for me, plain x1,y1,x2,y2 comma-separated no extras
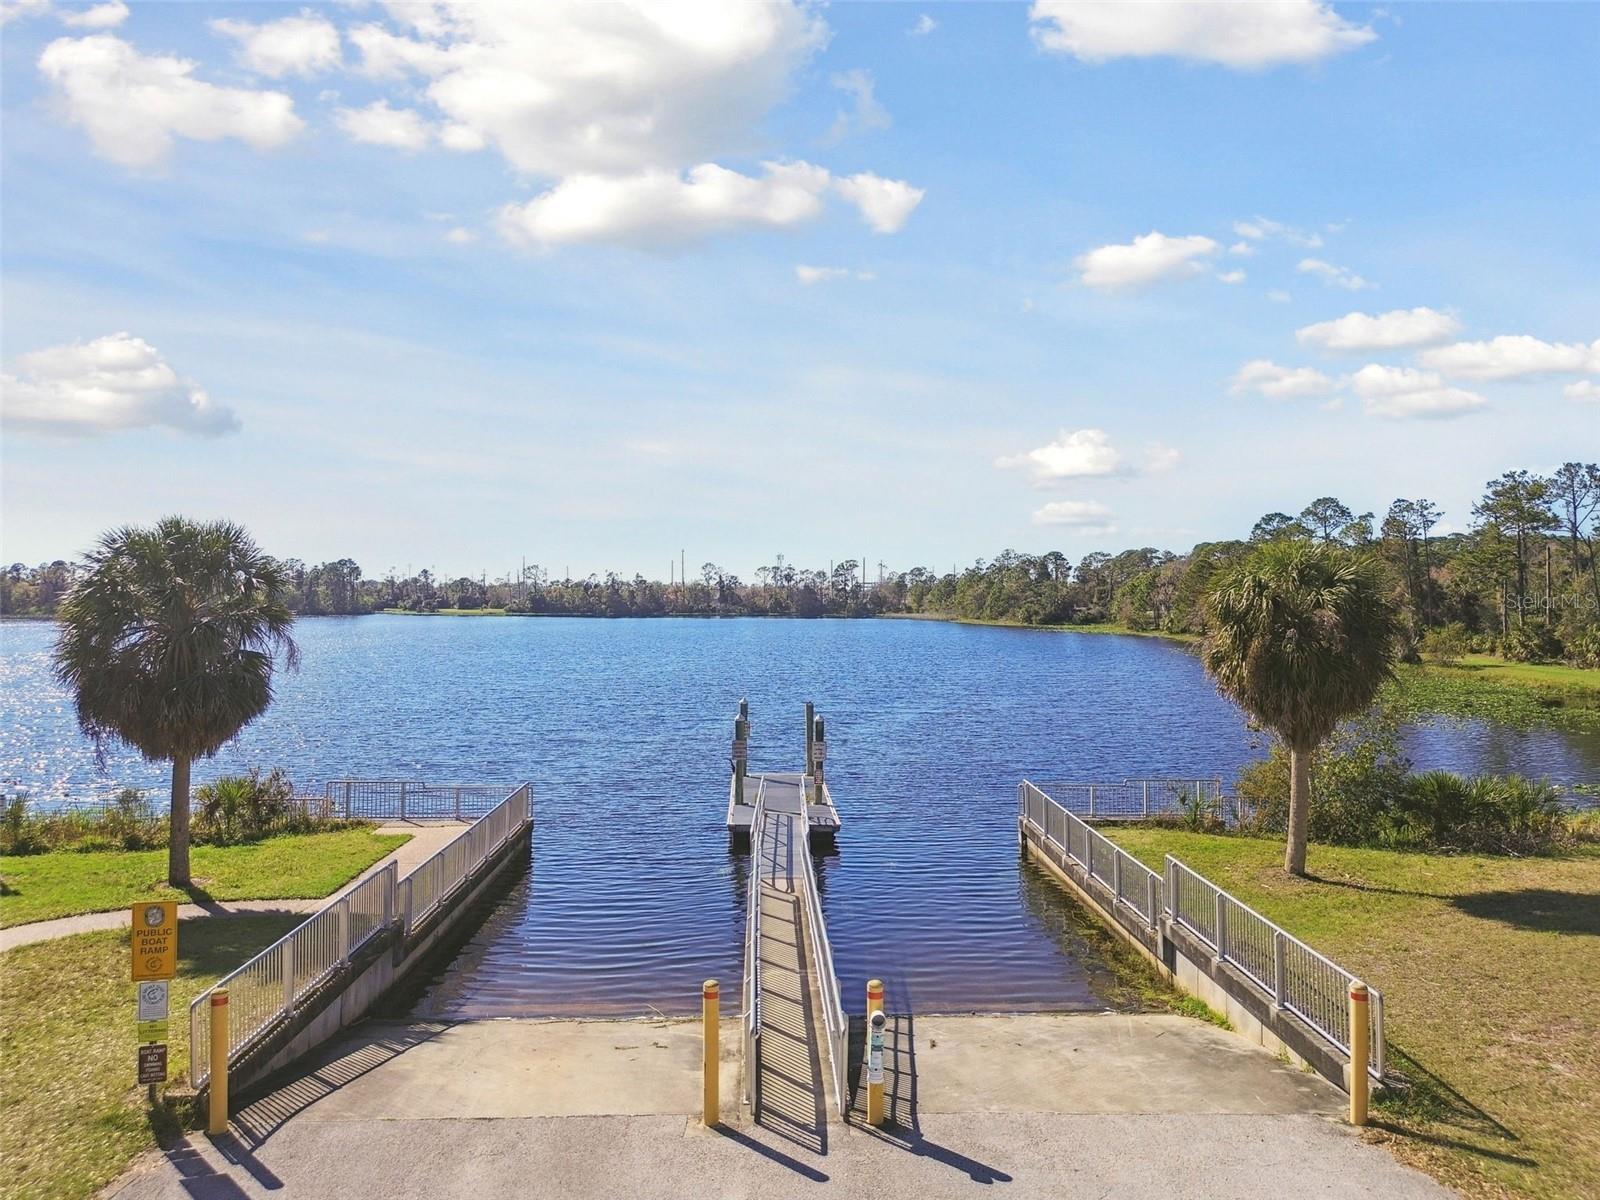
796,264,873,285
1229,359,1337,399
444,226,476,245
1,0,51,27
498,161,832,248
1565,380,1600,403
1218,269,1246,285
1418,335,1600,380
2,332,239,437
1351,364,1486,419
910,13,937,36
826,69,891,142
37,35,303,169
1268,290,1292,303
1143,443,1182,473
1232,216,1322,247
336,100,430,150
1297,257,1371,290
1032,499,1117,533
998,428,1126,483
832,172,925,233
1296,306,1461,351
496,161,922,248
1029,0,1375,68
1076,231,1219,289
59,1,126,29
997,429,1180,486
210,10,340,78
347,1,826,178
1228,241,1255,257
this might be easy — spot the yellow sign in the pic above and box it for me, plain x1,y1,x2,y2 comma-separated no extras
131,901,177,981
137,1019,169,1043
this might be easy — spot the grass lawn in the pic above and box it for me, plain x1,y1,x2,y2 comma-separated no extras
0,915,304,1200
0,829,408,927
1415,654,1600,696
1103,828,1600,1200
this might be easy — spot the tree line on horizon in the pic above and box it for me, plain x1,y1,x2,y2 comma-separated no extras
6,462,1597,666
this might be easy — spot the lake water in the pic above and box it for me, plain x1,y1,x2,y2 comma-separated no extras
4,615,1597,1016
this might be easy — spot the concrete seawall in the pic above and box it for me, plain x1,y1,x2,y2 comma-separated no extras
225,820,533,1098
1019,818,1350,1092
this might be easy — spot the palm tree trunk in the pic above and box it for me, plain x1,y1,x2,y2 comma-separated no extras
1284,747,1311,875
169,756,192,888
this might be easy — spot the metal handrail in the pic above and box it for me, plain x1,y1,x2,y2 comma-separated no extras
1166,856,1384,1081
795,810,848,1119
1020,779,1383,1083
742,779,768,1109
190,782,532,1090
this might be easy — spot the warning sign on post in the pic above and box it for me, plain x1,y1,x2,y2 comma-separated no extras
731,738,749,762
812,741,827,763
131,902,178,981
137,1043,168,1085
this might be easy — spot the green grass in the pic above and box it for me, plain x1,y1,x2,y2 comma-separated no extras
1417,654,1600,695
0,829,408,927
1389,662,1600,735
1102,827,1600,1200
0,915,303,1200
886,612,1201,643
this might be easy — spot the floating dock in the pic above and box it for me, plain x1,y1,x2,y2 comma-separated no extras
725,700,841,846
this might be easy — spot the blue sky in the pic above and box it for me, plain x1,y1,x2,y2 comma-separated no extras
2,1,1596,582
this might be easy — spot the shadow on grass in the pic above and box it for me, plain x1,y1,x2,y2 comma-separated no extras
1448,887,1600,936
1302,874,1450,902
1375,1044,1537,1171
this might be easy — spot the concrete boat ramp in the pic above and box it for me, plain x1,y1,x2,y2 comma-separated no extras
109,1013,1450,1199
106,706,1453,1198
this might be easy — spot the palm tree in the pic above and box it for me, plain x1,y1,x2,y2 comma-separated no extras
53,518,297,887
1203,541,1398,875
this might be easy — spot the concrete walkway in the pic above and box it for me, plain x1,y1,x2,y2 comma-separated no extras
107,1013,1454,1199
0,823,464,952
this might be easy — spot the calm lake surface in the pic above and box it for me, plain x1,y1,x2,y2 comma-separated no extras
4,615,1598,1016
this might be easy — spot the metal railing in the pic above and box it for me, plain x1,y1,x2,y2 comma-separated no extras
323,779,512,822
742,780,768,1110
1165,858,1383,1081
1020,780,1384,1082
795,805,848,1119
190,782,531,1090
1032,777,1227,822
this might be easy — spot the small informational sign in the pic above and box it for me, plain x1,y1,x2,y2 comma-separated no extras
137,1043,168,1085
867,1026,884,1085
137,980,169,1022
731,738,749,762
131,902,178,981
138,1020,170,1043
812,741,827,763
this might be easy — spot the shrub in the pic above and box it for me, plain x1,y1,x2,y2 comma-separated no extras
1501,621,1563,663
1232,709,1575,855
1564,628,1600,669
1419,623,1472,666
1235,707,1409,846
192,768,316,845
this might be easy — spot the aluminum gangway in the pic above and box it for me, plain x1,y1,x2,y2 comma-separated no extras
741,776,849,1140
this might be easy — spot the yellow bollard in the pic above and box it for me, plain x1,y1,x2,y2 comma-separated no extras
207,990,229,1136
1348,981,1370,1127
702,980,720,1126
866,978,883,1019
